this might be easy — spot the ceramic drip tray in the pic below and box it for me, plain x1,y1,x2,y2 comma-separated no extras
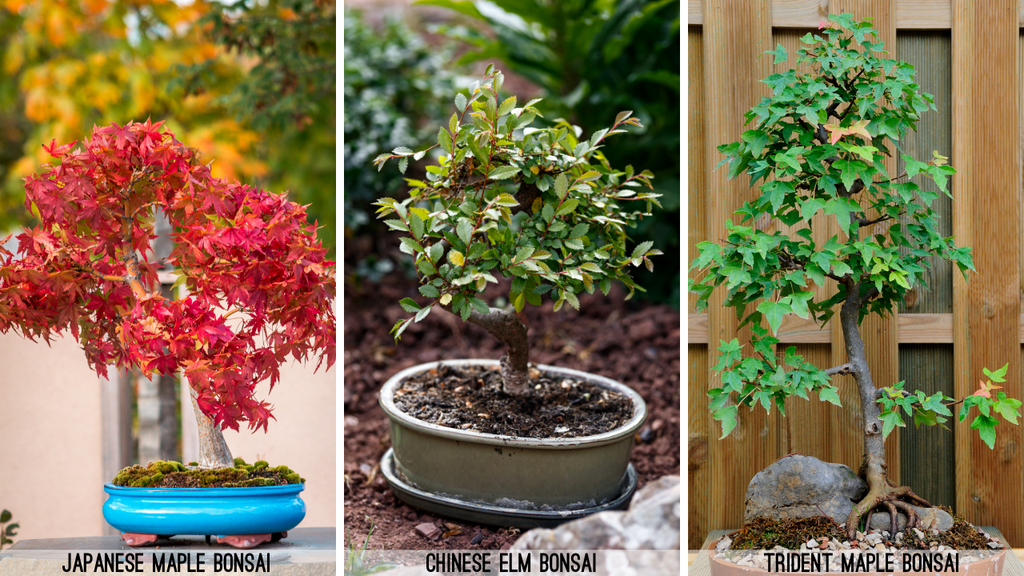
380,447,637,529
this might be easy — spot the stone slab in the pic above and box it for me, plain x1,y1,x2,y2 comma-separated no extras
0,527,335,575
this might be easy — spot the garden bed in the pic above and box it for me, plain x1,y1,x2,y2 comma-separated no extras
343,272,680,550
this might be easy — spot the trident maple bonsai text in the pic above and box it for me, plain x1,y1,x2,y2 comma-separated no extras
0,120,335,470
373,65,662,396
690,15,1021,539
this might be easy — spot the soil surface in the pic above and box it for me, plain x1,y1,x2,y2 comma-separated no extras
343,271,680,550
395,364,634,437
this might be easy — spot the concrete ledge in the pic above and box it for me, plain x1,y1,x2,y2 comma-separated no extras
0,527,335,575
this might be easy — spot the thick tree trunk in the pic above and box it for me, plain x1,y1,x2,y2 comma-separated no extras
839,282,887,492
458,305,530,395
189,388,234,469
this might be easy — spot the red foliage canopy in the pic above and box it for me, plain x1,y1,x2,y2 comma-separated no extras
0,120,336,432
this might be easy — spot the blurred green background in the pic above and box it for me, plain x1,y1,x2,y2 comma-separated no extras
0,0,335,256
344,0,680,307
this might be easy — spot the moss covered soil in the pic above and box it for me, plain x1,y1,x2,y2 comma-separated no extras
112,458,305,488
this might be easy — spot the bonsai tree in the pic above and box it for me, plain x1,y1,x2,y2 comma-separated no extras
689,15,1021,538
0,119,336,469
372,65,662,395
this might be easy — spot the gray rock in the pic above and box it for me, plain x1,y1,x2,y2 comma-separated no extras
512,475,680,551
744,454,868,525
868,504,954,532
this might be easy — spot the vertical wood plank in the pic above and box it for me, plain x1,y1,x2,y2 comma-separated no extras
703,0,776,532
688,24,709,550
952,0,1023,546
771,29,839,462
829,0,902,485
896,32,957,509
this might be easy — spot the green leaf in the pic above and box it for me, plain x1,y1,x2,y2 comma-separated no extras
819,386,842,406
879,410,905,439
556,198,579,216
756,300,790,335
0,511,9,524
457,220,473,246
428,242,444,264
399,298,421,313
554,173,569,199
415,305,433,323
455,92,467,111
714,405,738,438
971,414,998,449
570,223,589,238
984,363,1010,383
497,95,517,117
409,212,424,240
494,193,519,207
419,285,440,298
489,165,520,180
615,110,633,125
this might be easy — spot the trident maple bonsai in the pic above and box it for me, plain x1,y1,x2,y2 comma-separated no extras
372,65,661,396
0,120,335,470
690,15,1021,538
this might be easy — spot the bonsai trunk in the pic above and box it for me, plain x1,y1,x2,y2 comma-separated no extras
458,305,530,395
189,387,234,469
839,282,931,538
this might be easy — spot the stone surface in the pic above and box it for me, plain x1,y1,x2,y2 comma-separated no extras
414,523,440,540
744,454,868,525
511,475,680,551
867,504,954,532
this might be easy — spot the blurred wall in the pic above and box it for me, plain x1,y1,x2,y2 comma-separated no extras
0,330,336,541
0,332,104,540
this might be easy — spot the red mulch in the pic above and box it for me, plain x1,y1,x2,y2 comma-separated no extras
343,271,680,550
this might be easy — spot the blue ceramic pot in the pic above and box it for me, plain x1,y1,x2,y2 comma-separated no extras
102,483,305,536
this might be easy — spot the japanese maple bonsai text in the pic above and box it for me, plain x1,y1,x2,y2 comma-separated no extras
373,65,662,397
0,119,336,470
689,15,1021,539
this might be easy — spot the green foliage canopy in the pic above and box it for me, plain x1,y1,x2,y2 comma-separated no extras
374,66,662,338
689,15,1018,446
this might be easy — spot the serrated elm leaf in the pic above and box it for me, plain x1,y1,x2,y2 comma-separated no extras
399,298,421,313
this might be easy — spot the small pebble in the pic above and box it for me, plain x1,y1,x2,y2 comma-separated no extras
806,539,818,549
470,533,483,545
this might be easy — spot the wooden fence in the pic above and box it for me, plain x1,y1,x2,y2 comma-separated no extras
688,1,1024,549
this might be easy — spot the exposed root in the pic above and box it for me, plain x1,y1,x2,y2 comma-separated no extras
846,485,932,540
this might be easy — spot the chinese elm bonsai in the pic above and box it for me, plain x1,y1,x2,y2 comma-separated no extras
689,15,1021,539
373,65,662,397
0,119,336,470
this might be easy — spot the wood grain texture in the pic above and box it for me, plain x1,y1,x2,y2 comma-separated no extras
703,0,777,533
687,25,709,551
830,0,902,485
952,0,1023,546
896,32,957,509
689,1,1024,29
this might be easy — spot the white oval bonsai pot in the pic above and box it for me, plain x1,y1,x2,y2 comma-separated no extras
379,359,646,516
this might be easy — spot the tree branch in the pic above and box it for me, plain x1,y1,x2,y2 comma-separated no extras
825,363,855,376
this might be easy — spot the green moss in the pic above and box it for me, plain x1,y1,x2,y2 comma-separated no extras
111,459,305,488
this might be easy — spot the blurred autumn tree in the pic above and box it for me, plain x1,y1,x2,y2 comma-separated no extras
0,0,335,256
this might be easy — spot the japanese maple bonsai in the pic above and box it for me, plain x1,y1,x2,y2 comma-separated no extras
690,15,1021,540
0,119,336,473
369,66,661,522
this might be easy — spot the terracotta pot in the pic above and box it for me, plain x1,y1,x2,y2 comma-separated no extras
707,537,1007,576
378,359,646,527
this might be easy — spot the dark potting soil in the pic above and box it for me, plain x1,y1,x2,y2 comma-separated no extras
394,364,634,438
343,264,680,551
728,509,992,551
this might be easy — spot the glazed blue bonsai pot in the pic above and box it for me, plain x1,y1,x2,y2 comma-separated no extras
102,483,306,536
